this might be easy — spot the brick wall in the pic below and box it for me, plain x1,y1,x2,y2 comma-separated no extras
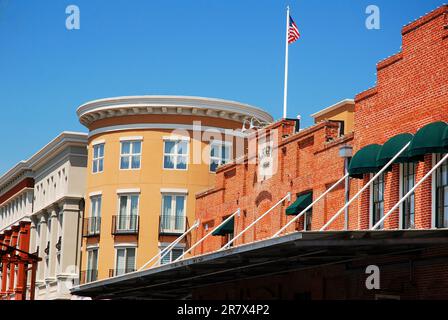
353,5,448,230
194,120,354,255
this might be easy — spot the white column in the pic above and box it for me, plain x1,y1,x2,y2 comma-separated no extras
36,213,48,283
48,206,59,279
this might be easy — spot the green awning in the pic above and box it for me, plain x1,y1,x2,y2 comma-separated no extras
408,121,448,158
286,192,313,216
212,217,234,236
443,126,448,149
376,133,413,167
348,144,382,178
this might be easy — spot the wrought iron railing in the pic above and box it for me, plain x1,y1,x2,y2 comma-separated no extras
83,217,101,237
80,269,98,284
111,215,139,235
159,215,186,234
108,268,136,277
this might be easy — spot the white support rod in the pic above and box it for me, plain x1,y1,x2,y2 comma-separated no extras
174,209,241,262
138,220,200,271
320,142,411,231
372,153,448,230
272,173,349,238
219,193,291,251
283,6,290,119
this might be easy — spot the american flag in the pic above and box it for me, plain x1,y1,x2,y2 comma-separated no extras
288,16,300,44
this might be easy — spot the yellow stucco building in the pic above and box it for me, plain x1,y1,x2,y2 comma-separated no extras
76,96,273,283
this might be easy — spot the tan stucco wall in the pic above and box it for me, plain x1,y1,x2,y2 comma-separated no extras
82,127,238,280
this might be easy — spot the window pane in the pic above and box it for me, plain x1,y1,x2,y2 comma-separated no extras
99,144,104,157
130,196,139,216
210,144,218,158
178,141,188,155
175,196,185,230
133,141,141,154
164,141,175,154
172,249,183,261
176,156,187,169
121,142,131,155
126,248,136,271
131,156,140,169
98,159,104,172
93,160,98,173
120,156,130,169
161,249,170,265
116,249,125,274
94,146,99,158
210,160,219,172
119,196,128,216
164,155,175,169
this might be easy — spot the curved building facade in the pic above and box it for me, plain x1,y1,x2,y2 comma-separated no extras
77,96,272,283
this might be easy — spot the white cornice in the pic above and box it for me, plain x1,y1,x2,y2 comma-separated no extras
76,95,273,127
310,99,355,119
0,132,88,192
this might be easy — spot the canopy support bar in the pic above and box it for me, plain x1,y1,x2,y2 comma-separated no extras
219,193,291,251
138,219,200,271
371,152,448,230
174,209,241,262
273,173,349,238
320,141,411,231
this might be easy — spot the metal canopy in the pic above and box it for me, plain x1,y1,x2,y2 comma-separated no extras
71,230,448,300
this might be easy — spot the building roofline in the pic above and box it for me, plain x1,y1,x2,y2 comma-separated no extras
0,132,88,189
310,99,355,119
76,95,274,127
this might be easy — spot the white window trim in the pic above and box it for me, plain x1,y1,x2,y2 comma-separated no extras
158,242,186,264
163,135,190,141
120,136,143,142
431,153,437,229
398,164,404,230
86,243,100,250
89,191,102,197
114,242,138,248
163,139,189,171
160,193,187,233
92,143,105,174
160,188,188,194
116,188,141,194
113,246,137,275
119,140,142,171
209,140,232,173
92,139,105,146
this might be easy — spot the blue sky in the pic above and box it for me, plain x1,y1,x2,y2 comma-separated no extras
0,0,445,174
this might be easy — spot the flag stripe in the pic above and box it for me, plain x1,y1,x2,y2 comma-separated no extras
288,16,300,44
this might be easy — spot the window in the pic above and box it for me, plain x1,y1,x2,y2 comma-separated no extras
120,141,141,170
372,173,385,228
210,141,232,172
161,194,186,233
92,144,105,173
118,194,139,231
402,163,416,229
435,153,448,228
163,139,188,170
160,246,184,265
115,247,136,276
86,249,98,282
90,196,102,234
304,209,313,231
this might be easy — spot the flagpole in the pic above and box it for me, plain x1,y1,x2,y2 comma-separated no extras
283,6,290,119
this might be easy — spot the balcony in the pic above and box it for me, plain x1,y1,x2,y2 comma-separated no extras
109,268,136,278
80,269,98,284
159,215,186,235
111,215,139,235
83,217,101,237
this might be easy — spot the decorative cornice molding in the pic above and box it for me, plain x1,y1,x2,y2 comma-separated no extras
76,95,273,127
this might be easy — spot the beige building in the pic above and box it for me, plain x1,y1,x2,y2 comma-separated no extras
29,132,88,300
311,99,355,135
